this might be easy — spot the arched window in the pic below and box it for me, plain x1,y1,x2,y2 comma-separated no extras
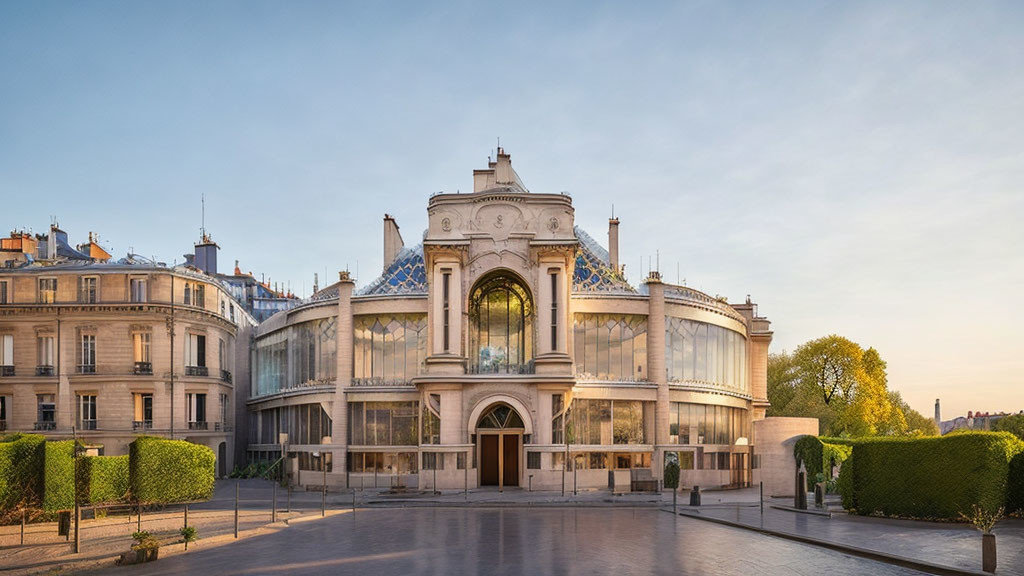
469,272,533,373
477,403,525,430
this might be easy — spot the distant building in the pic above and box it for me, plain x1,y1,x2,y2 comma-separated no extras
0,224,257,474
940,408,1022,435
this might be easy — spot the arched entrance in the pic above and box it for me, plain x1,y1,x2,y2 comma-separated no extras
476,403,525,490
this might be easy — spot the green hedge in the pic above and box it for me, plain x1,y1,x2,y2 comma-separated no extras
1008,451,1024,515
129,437,215,504
838,452,854,510
78,455,130,505
793,436,857,489
844,432,1024,519
43,441,75,512
0,434,45,513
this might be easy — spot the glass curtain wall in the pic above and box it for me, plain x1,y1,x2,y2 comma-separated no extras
669,402,749,445
666,318,748,394
349,401,419,446
255,318,339,397
573,314,648,381
566,399,647,445
353,314,427,385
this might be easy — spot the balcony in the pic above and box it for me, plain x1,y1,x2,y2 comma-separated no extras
185,366,208,377
188,421,208,431
350,377,413,387
36,365,54,376
220,369,232,384
132,420,153,431
467,361,536,375
79,420,97,431
0,421,7,432
77,364,96,375
0,365,14,377
133,361,153,375
34,421,56,431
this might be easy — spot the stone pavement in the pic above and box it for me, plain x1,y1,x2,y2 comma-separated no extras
669,498,1024,576
94,508,932,576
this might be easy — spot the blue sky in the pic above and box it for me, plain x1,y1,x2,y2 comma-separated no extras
2,1,1021,419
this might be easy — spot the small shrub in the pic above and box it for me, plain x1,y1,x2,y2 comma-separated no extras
959,504,1004,534
179,525,197,546
664,459,680,491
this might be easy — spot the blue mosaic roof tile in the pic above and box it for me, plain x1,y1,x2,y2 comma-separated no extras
573,227,636,294
358,245,428,296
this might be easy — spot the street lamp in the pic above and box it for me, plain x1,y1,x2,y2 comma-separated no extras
312,451,325,516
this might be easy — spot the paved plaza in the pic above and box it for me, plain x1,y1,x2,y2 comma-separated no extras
106,507,930,576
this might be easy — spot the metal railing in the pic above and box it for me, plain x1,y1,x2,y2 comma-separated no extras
79,420,97,430
133,361,153,375
34,421,56,431
350,377,414,387
0,421,7,431
36,365,54,376
221,369,232,383
77,364,96,374
0,365,14,377
186,366,208,377
467,361,536,375
188,421,208,430
132,420,153,431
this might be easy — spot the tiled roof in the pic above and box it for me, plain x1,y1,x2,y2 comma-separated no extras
573,227,636,294
358,245,428,296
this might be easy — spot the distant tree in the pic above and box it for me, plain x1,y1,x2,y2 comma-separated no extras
993,413,1024,441
766,335,936,437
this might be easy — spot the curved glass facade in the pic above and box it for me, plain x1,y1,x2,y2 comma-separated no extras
254,317,338,397
353,314,427,385
573,314,648,381
665,317,748,394
669,402,749,445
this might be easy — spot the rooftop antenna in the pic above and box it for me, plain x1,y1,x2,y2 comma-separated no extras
611,204,615,219
656,250,660,273
201,193,205,240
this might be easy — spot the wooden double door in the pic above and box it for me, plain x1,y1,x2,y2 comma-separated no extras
480,433,520,489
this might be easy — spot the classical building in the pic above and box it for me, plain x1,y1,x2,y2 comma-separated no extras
0,226,255,474
247,149,773,491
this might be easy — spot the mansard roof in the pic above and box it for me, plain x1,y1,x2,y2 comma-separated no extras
573,227,636,294
358,245,428,296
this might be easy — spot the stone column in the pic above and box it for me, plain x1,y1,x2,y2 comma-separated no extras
331,271,355,488
646,273,668,480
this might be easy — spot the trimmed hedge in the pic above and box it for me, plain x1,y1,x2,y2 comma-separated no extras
129,437,215,504
1009,451,1024,515
844,432,1024,520
0,434,45,512
78,455,130,504
793,436,857,489
43,441,75,512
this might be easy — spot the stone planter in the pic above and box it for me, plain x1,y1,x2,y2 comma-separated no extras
982,533,996,573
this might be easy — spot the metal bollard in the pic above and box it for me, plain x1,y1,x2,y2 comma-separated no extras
272,483,277,523
234,482,239,538
21,510,25,545
287,485,291,513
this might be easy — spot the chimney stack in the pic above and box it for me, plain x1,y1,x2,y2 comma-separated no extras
47,224,58,260
935,398,941,426
608,217,620,274
383,214,404,270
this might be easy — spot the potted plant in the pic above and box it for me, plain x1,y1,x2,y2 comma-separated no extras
180,526,197,550
960,504,1003,573
131,530,160,563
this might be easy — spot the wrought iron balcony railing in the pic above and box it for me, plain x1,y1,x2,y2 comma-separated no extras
132,420,153,431
36,365,54,376
0,421,7,432
188,421,208,431
133,361,153,375
185,366,208,377
0,365,14,377
467,361,536,375
79,419,97,430
34,421,56,431
221,369,232,383
77,364,96,374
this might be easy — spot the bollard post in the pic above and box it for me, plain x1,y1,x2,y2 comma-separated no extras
321,462,326,517
573,463,577,496
352,489,356,514
529,475,533,492
21,509,25,545
760,481,764,515
287,485,291,513
272,482,277,523
234,482,239,539
433,460,438,495
464,451,468,501
184,505,189,550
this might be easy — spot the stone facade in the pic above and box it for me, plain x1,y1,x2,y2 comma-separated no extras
247,149,774,491
0,265,254,475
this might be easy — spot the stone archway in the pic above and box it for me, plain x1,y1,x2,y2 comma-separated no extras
474,402,527,490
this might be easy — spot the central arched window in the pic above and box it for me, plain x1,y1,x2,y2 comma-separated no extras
469,272,534,373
